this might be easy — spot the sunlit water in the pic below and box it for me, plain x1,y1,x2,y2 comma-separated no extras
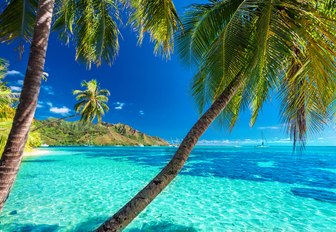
0,146,335,231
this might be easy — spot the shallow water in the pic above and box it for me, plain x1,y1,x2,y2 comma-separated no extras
0,146,335,231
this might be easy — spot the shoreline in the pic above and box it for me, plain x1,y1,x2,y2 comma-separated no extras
23,149,52,157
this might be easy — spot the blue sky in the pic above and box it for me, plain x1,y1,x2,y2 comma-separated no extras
1,1,335,146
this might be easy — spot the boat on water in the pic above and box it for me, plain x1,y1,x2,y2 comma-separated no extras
40,144,49,147
138,144,144,147
233,141,242,148
169,138,180,147
255,132,269,148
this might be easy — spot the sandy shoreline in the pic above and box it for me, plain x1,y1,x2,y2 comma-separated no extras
23,149,52,157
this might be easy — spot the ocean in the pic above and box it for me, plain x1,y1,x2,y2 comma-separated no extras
0,146,335,231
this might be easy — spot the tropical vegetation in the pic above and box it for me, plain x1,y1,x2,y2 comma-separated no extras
0,59,41,155
35,119,168,146
73,79,110,123
97,0,336,230
0,0,181,211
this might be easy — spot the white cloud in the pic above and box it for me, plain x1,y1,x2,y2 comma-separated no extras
139,110,145,115
42,85,54,95
50,106,70,115
9,86,22,92
198,139,253,146
6,70,24,77
17,80,24,85
272,138,291,144
197,137,294,146
114,102,125,110
46,102,53,107
258,126,281,130
36,101,44,108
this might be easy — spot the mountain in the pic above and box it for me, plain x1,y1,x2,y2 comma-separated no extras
34,119,169,146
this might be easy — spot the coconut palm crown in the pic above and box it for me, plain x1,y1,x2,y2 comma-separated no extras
73,79,110,123
0,0,182,66
177,0,336,149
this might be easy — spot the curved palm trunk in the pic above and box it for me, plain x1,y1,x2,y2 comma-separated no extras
0,0,55,211
31,114,79,132
97,75,244,232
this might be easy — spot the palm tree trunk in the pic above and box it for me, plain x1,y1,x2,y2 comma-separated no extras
31,114,79,132
0,0,55,211
96,74,244,232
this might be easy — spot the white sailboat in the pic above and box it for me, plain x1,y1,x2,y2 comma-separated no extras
255,132,268,148
172,138,180,147
85,134,94,147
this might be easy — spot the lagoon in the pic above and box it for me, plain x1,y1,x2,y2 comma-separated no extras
0,146,335,231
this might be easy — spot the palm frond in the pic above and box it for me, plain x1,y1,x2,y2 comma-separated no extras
178,0,335,150
53,0,76,44
54,0,121,68
127,0,182,58
73,79,110,123
177,0,243,66
0,0,38,55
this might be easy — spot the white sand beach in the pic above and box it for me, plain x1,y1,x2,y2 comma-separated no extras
24,149,52,157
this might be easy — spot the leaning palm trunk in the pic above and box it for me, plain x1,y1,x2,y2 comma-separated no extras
0,0,55,210
31,114,79,132
97,75,244,231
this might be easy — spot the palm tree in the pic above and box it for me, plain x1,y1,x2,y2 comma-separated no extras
0,59,6,79
0,0,55,210
32,79,110,133
0,59,40,155
32,79,109,132
97,0,336,230
0,0,181,210
0,59,12,115
73,79,110,123
0,59,21,120
0,59,14,153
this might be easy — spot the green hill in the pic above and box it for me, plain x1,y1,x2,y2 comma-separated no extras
34,119,169,146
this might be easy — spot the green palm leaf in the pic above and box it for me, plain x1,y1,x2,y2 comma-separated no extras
73,79,110,123
127,0,182,58
0,0,38,55
178,0,336,149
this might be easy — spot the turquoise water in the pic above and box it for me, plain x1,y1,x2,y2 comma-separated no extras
0,146,335,231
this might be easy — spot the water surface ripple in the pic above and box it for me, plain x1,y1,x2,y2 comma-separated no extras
0,146,335,231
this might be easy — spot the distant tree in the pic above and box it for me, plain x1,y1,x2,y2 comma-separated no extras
73,79,110,123
0,59,40,154
0,58,19,121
